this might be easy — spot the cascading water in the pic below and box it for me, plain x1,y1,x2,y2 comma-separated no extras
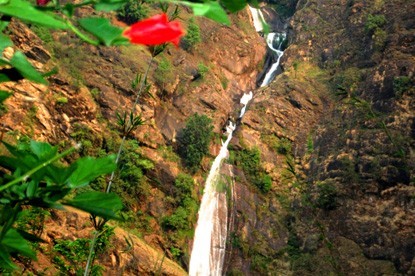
189,92,253,276
189,6,287,275
260,32,286,87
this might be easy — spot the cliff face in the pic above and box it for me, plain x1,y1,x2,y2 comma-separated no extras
226,0,414,274
1,8,265,275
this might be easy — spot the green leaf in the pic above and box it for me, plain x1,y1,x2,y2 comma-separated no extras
181,1,230,25
94,0,126,11
78,17,125,46
64,191,123,220
0,73,11,83
30,140,57,161
220,0,247,12
0,20,9,32
1,228,37,259
0,249,16,270
0,90,11,104
0,0,67,29
9,52,47,84
0,33,12,53
66,155,116,188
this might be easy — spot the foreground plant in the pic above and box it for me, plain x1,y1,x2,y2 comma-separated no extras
0,140,122,270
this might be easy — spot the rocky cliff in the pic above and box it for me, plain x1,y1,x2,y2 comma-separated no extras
225,0,414,275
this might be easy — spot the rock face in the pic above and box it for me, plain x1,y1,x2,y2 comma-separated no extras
0,6,266,275
225,0,414,275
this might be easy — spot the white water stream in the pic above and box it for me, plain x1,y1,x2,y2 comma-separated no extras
188,92,253,276
189,6,286,276
260,32,286,87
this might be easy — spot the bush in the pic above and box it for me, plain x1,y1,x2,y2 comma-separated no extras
197,62,209,79
181,17,201,51
315,181,338,210
234,147,272,193
365,14,386,34
117,0,149,24
161,207,189,230
393,76,412,97
154,56,173,88
177,113,213,171
174,173,194,201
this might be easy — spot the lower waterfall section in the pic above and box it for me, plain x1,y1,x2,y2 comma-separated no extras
189,92,253,276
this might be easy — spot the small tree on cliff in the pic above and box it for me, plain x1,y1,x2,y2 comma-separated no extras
177,113,213,172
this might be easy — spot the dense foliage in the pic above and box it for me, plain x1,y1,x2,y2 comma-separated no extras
177,113,214,171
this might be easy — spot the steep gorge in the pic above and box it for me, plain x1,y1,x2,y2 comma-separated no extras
1,0,414,275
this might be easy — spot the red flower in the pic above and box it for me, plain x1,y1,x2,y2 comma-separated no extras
36,0,51,6
123,13,184,47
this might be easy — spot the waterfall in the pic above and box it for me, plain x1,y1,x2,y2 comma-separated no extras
260,32,286,87
189,92,253,276
189,6,287,275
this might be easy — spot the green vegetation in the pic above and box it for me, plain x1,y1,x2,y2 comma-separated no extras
365,14,386,34
365,14,387,51
117,0,149,24
233,147,272,193
197,62,209,79
181,17,201,51
52,226,114,275
154,56,174,88
262,134,292,155
393,76,413,98
177,113,213,172
315,181,338,210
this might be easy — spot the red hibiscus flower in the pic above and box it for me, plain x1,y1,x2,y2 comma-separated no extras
123,13,184,47
36,0,51,6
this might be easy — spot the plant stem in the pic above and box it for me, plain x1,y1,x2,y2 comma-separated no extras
83,231,99,276
0,146,77,192
105,55,155,193
84,54,155,275
65,19,99,46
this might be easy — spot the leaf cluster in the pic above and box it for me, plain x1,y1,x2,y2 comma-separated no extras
177,113,213,172
0,140,122,270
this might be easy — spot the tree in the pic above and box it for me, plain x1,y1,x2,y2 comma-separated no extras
177,113,213,171
181,17,201,51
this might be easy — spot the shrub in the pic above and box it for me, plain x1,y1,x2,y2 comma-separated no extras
315,181,338,210
181,17,201,51
177,113,213,171
154,56,173,88
197,62,209,79
235,147,272,193
117,0,149,24
174,173,194,201
161,207,189,230
373,28,387,50
365,14,386,34
393,76,412,97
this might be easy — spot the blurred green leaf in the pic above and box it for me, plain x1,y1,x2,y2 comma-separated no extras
30,140,57,161
1,228,37,259
67,155,116,188
64,191,123,220
220,0,247,12
95,0,126,11
0,90,11,104
0,249,16,270
181,1,230,25
9,52,47,84
0,33,12,53
79,17,127,46
0,0,67,29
